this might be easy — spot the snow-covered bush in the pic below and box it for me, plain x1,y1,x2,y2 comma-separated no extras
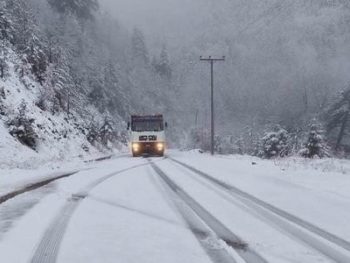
7,101,37,150
259,127,291,159
300,121,329,158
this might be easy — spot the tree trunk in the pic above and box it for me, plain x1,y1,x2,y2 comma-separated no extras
0,64,3,79
336,111,349,151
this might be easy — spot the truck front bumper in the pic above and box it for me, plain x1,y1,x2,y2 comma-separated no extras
132,142,165,156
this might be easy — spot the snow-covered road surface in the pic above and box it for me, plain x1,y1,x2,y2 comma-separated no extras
1,151,350,263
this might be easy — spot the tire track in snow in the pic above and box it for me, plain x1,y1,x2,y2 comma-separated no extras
150,160,268,263
0,154,129,206
169,157,350,263
30,197,80,263
0,172,78,205
0,184,54,240
30,162,150,263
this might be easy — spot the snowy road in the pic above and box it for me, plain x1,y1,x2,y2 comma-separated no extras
1,152,350,263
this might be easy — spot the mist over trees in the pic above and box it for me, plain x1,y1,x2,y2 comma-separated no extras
1,0,350,157
0,0,181,150
159,0,350,156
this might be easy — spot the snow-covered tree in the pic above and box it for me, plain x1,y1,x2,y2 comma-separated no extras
0,4,13,43
5,0,48,83
47,0,98,20
300,120,329,158
86,120,99,145
131,28,149,66
0,3,13,78
326,88,350,151
102,60,130,119
7,101,37,150
153,45,172,79
259,127,291,159
99,118,114,147
0,42,9,79
0,86,5,115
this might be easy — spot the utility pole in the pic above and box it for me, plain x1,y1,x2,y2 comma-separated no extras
200,56,225,155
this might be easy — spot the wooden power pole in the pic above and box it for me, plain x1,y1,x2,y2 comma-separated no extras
200,56,225,155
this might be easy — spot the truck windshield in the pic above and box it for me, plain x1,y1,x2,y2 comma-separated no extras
132,120,163,132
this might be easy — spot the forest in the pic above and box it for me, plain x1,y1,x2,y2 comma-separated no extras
1,0,350,161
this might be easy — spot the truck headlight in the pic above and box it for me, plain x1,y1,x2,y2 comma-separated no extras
156,143,164,151
132,143,140,151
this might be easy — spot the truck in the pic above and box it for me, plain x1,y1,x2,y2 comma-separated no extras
128,115,167,157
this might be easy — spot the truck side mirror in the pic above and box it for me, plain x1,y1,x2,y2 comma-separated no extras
165,122,168,129
127,122,130,130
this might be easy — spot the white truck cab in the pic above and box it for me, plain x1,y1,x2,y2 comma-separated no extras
128,115,167,157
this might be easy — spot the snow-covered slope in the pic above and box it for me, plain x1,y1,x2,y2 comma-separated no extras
0,48,106,169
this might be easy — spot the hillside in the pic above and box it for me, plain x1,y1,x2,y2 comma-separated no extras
0,47,113,169
0,0,182,168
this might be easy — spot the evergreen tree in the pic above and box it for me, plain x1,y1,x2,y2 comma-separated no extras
131,28,149,66
41,51,72,114
0,3,12,78
0,40,9,79
87,120,99,145
103,60,130,118
326,88,350,151
0,0,180,152
300,120,329,158
0,87,4,115
0,4,13,43
47,0,98,20
153,45,172,79
99,118,114,147
5,0,48,83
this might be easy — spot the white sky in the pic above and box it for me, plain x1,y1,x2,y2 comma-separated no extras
99,0,209,49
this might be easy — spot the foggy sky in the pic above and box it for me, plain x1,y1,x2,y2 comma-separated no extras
99,0,209,49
